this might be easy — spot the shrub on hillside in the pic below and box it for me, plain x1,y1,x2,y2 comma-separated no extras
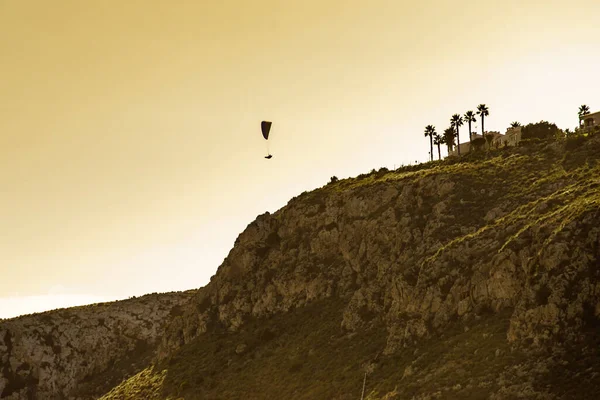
565,134,586,150
471,137,486,151
376,167,389,178
484,133,496,149
521,121,559,141
518,138,543,147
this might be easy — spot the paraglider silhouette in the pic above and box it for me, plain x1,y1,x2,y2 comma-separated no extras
261,121,273,159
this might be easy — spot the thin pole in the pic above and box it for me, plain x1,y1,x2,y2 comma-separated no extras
360,371,367,400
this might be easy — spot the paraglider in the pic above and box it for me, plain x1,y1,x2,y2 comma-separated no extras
261,121,273,159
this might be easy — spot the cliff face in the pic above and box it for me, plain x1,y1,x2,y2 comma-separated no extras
163,138,600,355
141,136,600,399
0,291,194,400
5,135,600,400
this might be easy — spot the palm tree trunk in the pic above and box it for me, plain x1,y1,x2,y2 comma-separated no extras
456,125,461,156
429,135,433,162
468,121,472,144
481,116,485,137
437,143,441,160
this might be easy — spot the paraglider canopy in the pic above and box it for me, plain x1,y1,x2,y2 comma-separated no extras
261,121,272,140
261,121,273,159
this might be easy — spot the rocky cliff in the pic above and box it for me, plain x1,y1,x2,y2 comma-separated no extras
105,135,600,399
0,291,194,399
164,136,600,352
4,135,600,400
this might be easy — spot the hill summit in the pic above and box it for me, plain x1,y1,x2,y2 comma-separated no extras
3,134,600,399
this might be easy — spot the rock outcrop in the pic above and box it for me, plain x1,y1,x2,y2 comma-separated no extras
5,135,600,399
161,138,600,360
139,136,600,399
0,291,194,399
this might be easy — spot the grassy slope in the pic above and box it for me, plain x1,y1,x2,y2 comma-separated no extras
101,304,600,399
101,134,600,399
101,298,523,400
103,298,386,400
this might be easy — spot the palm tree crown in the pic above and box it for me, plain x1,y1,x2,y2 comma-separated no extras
578,104,591,128
579,104,590,118
477,104,490,117
510,121,521,128
477,104,490,136
424,125,435,137
463,111,476,143
443,126,456,154
450,114,464,156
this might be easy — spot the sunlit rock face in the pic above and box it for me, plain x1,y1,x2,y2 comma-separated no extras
0,291,193,399
161,138,600,360
5,137,600,399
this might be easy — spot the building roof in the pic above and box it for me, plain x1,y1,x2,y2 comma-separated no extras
472,131,502,137
580,110,600,120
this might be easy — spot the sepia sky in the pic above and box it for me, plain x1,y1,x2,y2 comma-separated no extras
1,0,599,318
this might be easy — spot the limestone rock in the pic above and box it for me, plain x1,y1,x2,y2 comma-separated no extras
0,291,193,399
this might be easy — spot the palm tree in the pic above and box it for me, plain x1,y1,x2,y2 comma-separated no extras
579,104,590,128
424,125,436,161
450,114,464,156
463,111,476,144
443,126,456,155
477,104,490,137
510,121,521,128
433,133,442,160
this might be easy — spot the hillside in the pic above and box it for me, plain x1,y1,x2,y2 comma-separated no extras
102,134,600,399
3,134,600,399
0,291,195,399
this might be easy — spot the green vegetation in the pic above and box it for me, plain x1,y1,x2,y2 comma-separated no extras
102,298,389,400
443,126,456,154
471,136,486,152
104,303,600,399
316,132,600,287
329,127,597,193
75,338,156,399
521,120,560,141
101,367,173,400
367,310,525,399
101,302,530,400
102,133,600,400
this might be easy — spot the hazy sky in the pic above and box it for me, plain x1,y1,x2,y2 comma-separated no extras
1,0,599,318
